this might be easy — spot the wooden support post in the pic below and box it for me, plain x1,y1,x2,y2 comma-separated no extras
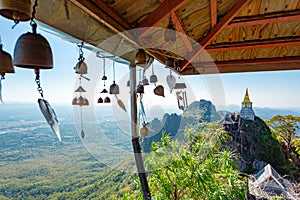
129,64,151,200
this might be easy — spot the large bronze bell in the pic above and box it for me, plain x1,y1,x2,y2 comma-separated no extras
0,0,31,22
0,44,14,77
13,24,53,70
135,49,146,65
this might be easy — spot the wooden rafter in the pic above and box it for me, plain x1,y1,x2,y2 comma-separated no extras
206,36,300,52
180,0,251,72
227,9,300,28
69,0,166,64
171,12,193,52
138,0,189,36
210,0,217,27
182,57,300,74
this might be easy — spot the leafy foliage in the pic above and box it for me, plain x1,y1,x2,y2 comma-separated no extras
142,123,247,200
267,115,300,179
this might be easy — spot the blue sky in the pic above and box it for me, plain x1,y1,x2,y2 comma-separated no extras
1,17,300,110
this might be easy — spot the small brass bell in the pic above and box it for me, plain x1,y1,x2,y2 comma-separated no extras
74,86,86,93
101,88,108,93
140,121,149,137
72,97,77,105
142,77,149,86
109,81,119,95
0,44,14,78
14,23,53,70
135,49,146,65
104,96,110,103
0,0,31,22
98,97,103,103
127,80,130,87
150,74,157,83
166,57,175,68
136,83,144,94
102,75,107,80
74,60,87,74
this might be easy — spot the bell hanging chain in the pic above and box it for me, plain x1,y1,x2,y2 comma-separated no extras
78,42,85,62
35,69,44,99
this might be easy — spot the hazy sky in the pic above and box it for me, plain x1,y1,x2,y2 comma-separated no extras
1,17,300,109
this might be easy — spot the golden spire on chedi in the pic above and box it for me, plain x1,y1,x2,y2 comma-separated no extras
243,88,251,103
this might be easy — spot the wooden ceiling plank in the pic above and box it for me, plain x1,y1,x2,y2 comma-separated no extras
227,10,300,28
92,0,131,29
206,36,300,52
182,57,300,74
171,12,193,52
69,0,166,64
138,0,189,35
210,0,217,27
180,0,251,72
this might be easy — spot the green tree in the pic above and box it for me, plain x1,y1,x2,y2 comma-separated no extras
143,123,246,200
267,115,300,169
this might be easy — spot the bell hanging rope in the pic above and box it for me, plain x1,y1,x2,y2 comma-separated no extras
0,0,31,23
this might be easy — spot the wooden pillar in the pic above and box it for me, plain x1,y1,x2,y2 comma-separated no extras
129,64,151,200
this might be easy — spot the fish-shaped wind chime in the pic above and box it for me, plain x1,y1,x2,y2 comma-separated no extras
72,43,89,139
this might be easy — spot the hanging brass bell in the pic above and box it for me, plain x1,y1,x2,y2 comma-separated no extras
101,88,108,93
104,96,110,103
142,77,149,86
72,97,77,105
0,44,14,78
98,97,103,103
74,86,86,93
135,49,146,65
140,121,149,137
166,57,175,68
136,83,144,94
74,60,87,74
0,0,31,22
126,80,130,87
13,23,53,70
109,81,119,95
150,74,157,83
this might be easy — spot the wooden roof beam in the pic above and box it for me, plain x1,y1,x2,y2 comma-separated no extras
138,0,189,36
227,9,300,28
69,0,166,64
171,12,193,52
182,57,300,74
206,36,300,52
210,0,217,27
180,0,251,72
